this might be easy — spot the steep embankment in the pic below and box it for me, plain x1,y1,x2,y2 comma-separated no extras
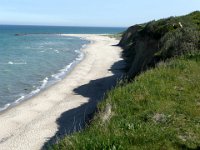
51,12,200,150
119,11,200,78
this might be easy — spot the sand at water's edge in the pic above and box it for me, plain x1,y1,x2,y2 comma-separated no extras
0,34,124,150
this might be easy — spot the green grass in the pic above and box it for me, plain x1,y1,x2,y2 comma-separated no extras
50,54,200,150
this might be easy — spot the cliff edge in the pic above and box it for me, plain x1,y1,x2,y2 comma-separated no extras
119,11,200,78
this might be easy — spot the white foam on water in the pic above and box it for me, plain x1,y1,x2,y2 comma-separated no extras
0,77,49,111
54,50,60,53
8,61,14,64
40,77,49,89
0,39,88,112
15,95,25,103
7,61,27,65
0,103,11,111
51,43,86,81
51,62,74,80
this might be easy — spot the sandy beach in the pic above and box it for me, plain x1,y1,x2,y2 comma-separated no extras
0,34,124,150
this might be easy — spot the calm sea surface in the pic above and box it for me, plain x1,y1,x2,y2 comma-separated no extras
0,25,126,111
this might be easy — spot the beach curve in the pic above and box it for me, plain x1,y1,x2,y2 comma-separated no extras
0,34,124,150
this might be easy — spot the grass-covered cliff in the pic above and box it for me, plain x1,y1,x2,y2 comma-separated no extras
50,11,200,149
119,11,200,78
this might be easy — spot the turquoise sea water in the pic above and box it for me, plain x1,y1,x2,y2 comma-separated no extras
0,25,126,111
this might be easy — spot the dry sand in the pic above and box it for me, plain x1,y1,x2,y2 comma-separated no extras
0,34,124,150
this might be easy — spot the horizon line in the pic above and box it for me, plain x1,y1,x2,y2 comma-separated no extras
0,24,128,28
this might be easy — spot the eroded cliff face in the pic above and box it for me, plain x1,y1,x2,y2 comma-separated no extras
119,11,200,79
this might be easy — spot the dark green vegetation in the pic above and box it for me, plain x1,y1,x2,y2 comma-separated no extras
51,12,200,149
119,11,200,78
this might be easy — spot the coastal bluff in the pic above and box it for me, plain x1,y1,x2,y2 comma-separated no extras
118,11,200,79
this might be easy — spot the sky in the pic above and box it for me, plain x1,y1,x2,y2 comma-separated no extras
0,0,199,27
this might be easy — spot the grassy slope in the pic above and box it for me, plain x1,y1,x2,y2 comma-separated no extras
51,55,200,150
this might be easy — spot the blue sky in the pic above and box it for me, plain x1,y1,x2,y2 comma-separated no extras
0,0,199,27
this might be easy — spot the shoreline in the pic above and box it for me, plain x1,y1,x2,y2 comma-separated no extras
0,37,88,114
0,34,124,150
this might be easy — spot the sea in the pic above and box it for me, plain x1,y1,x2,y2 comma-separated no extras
0,25,126,111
